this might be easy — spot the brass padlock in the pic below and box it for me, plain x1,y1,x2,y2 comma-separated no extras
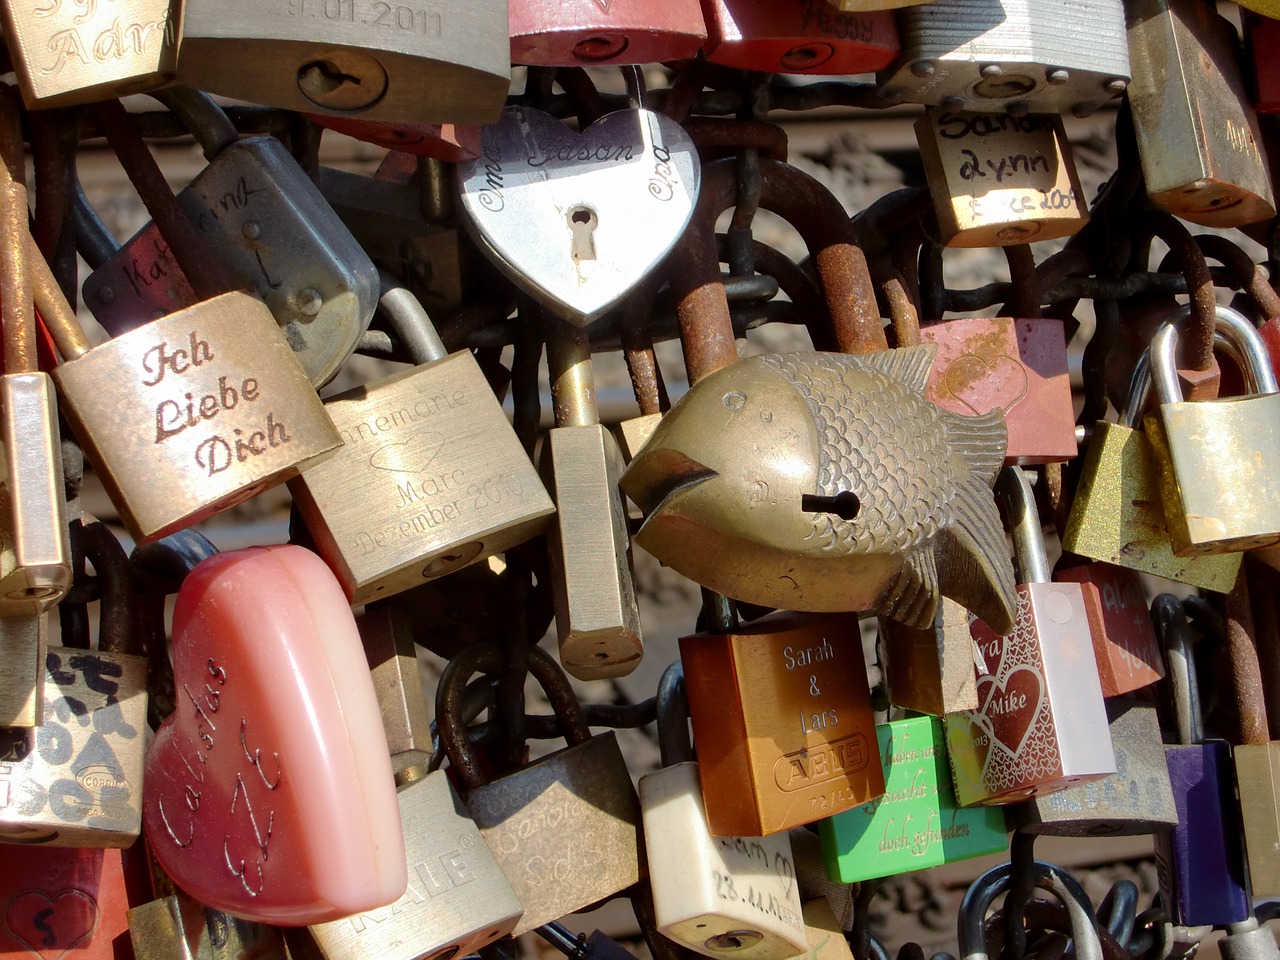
639,662,807,960
174,0,510,123
82,89,379,388
1126,0,1275,227
0,0,176,107
880,598,980,716
0,522,147,847
541,315,642,680
304,609,524,960
681,607,884,837
0,615,50,729
289,279,554,605
877,0,1130,115
1143,304,1280,556
437,642,642,937
915,111,1088,247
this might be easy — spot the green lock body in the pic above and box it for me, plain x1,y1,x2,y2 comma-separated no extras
817,715,1007,882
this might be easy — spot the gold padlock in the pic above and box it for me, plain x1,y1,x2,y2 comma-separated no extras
1143,305,1280,556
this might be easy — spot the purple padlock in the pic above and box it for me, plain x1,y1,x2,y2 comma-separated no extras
1150,595,1251,928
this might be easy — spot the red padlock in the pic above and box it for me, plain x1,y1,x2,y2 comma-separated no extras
509,0,708,66
1246,12,1280,114
700,0,899,74
918,316,1076,465
1056,564,1164,697
303,116,482,162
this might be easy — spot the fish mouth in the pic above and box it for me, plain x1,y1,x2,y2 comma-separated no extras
620,447,719,517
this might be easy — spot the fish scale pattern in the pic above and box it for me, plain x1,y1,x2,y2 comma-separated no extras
759,353,957,557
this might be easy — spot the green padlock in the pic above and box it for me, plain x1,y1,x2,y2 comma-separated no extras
817,715,1007,882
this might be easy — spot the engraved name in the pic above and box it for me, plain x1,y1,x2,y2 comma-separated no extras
526,136,635,168
338,391,467,447
40,14,171,77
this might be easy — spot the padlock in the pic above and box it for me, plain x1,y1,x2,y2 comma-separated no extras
817,714,1008,882
304,115,481,161
916,315,1075,464
915,111,1088,248
455,101,701,326
174,0,509,123
958,861,1104,960
1061,337,1243,593
540,315,642,680
0,171,71,612
1219,913,1280,960
303,609,524,960
142,545,406,925
1246,13,1280,115
877,0,1130,116
0,0,176,108
1006,695,1177,836
81,88,379,387
0,615,50,729
639,661,807,960
1126,0,1275,227
510,0,707,65
437,642,642,937
799,901,855,960
0,846,136,959
1055,565,1163,698
288,278,554,606
699,1,900,75
681,608,884,837
1149,594,1251,928
1142,304,1280,556
945,467,1115,807
0,522,147,847
880,599,980,716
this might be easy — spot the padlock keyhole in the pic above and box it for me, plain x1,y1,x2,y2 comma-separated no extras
802,491,862,521
568,206,598,262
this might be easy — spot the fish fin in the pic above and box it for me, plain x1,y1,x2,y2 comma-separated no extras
940,407,1008,485
882,549,940,630
858,344,937,395
938,477,1018,635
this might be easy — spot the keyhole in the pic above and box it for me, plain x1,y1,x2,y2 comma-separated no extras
295,51,389,111
568,206,598,262
802,490,862,521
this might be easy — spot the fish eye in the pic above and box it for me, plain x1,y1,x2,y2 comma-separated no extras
801,491,861,521
722,390,747,412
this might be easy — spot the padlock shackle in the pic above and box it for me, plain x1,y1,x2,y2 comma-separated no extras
959,861,1103,960
1150,304,1279,405
655,661,694,766
437,641,592,790
545,314,600,428
994,466,1049,585
148,87,239,162
1151,595,1204,747
72,178,121,271
76,520,136,657
0,92,35,376
376,272,447,366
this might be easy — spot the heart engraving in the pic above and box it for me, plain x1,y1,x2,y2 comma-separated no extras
457,106,700,324
4,890,98,960
940,353,1030,417
976,664,1046,760
142,546,407,925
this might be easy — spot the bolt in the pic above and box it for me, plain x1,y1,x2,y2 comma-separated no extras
980,63,1002,77
96,285,115,305
1105,78,1128,96
910,59,936,78
1047,68,1069,85
297,287,324,317
242,220,262,241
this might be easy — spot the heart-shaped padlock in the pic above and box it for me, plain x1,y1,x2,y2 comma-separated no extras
456,106,700,325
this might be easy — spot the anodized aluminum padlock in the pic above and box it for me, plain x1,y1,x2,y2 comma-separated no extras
437,642,642,937
681,607,884,837
639,662,807,960
509,0,707,65
1061,339,1242,593
1142,304,1280,556
699,1,900,75
304,609,524,960
880,598,980,717
540,314,642,680
917,315,1075,464
877,0,1130,116
1007,696,1177,836
1056,564,1164,697
945,467,1115,807
817,714,1007,882
1127,0,1274,227
81,89,379,387
174,0,508,123
1149,595,1251,928
142,545,407,925
915,111,1088,248
0,0,176,107
289,278,554,606
0,522,147,848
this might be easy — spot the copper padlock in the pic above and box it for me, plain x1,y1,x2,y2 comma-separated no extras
700,0,899,74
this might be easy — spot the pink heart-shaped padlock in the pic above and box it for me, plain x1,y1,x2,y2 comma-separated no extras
142,545,406,925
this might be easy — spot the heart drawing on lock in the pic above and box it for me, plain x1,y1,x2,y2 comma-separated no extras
4,889,99,960
940,353,1030,417
976,664,1046,761
456,106,700,324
